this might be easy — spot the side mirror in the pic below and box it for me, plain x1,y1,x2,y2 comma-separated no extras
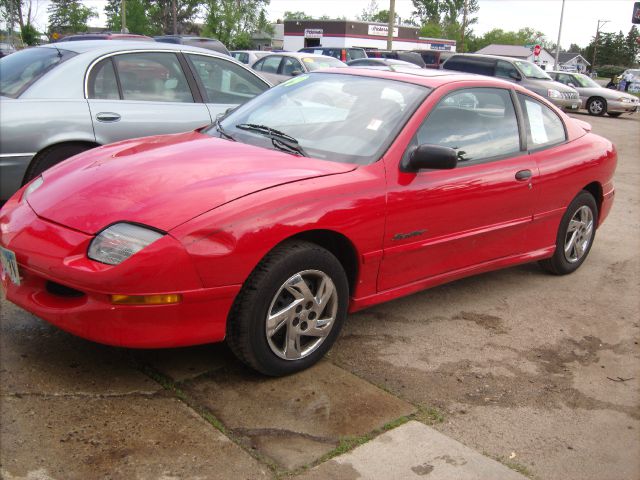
291,69,303,76
568,82,576,88
400,144,458,173
509,71,522,81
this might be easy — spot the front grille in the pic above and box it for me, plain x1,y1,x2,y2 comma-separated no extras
562,92,579,100
46,281,85,298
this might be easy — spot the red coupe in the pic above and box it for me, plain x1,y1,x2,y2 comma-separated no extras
0,68,616,376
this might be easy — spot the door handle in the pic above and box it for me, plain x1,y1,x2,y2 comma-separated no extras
515,169,532,181
96,112,121,123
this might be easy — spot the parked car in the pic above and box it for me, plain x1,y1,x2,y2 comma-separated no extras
298,47,367,62
548,70,639,117
251,52,347,84
0,41,271,201
347,58,422,71
1,68,616,376
411,50,453,69
154,36,230,56
57,33,153,42
231,50,270,65
443,54,581,111
0,43,17,58
365,50,426,68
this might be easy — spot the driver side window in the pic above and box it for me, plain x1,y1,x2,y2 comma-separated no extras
495,60,519,80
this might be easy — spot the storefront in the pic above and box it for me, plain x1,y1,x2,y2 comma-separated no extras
283,19,456,53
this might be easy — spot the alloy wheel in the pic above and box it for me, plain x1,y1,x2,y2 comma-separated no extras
563,206,594,263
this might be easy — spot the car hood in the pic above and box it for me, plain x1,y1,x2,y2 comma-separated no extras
27,131,357,234
524,78,576,93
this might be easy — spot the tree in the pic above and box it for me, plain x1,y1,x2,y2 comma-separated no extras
283,10,312,20
202,0,271,50
412,0,443,25
359,0,379,21
567,43,582,53
412,0,478,52
48,0,96,34
105,0,153,35
145,0,200,35
1,0,41,44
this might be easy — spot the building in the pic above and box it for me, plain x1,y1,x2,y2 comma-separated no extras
474,43,555,70
283,19,455,53
251,23,284,51
551,52,590,73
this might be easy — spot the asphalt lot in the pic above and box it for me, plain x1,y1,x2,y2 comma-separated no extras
1,112,638,480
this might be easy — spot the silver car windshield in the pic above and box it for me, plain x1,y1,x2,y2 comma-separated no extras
573,74,600,88
514,60,552,80
0,46,76,98
208,73,430,165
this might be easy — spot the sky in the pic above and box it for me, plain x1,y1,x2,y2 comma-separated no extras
24,0,638,49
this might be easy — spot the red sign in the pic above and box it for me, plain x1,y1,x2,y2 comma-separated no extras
533,44,541,56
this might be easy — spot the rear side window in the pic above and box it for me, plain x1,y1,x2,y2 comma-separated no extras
517,94,566,149
444,56,494,76
88,58,120,99
254,56,282,73
347,49,366,60
413,87,521,165
0,47,76,98
114,52,194,103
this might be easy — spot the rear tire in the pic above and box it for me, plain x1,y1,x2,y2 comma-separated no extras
226,240,349,376
539,191,598,275
587,97,607,116
23,144,93,184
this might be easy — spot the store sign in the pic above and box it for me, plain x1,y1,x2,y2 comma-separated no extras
304,29,323,38
368,24,398,37
426,43,452,51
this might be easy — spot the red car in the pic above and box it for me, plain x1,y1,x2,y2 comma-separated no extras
0,69,616,376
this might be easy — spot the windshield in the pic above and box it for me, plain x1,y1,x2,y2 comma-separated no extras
0,46,76,98
573,73,600,88
514,60,552,80
302,57,347,71
206,73,429,165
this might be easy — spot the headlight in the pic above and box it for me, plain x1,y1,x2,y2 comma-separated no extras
88,223,164,265
619,97,632,103
547,89,562,99
22,176,43,202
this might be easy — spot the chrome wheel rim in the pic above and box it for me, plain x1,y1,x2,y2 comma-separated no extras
564,206,594,263
265,270,338,360
590,100,604,114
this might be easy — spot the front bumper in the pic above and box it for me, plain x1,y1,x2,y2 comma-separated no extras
605,99,639,114
0,198,238,348
549,96,581,111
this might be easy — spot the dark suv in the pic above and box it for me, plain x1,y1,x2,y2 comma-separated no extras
298,47,366,62
365,50,426,68
442,54,580,110
154,36,230,56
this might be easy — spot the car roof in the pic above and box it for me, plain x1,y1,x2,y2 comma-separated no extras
261,52,338,60
447,53,531,64
36,40,230,57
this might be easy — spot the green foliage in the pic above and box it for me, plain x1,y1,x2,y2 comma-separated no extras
412,0,479,52
283,10,312,20
596,65,627,78
359,0,380,21
105,0,153,35
202,0,271,50
48,0,96,34
20,22,38,44
583,27,639,70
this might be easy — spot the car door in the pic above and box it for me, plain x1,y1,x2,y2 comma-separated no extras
252,55,287,84
379,86,538,291
185,53,271,119
86,51,212,145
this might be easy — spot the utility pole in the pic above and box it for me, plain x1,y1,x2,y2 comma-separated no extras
591,19,609,75
553,0,565,70
387,0,395,50
172,0,177,35
121,0,128,33
460,0,468,53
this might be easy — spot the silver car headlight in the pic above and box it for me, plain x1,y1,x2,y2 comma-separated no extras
88,223,164,265
619,97,632,103
547,89,562,99
22,176,44,202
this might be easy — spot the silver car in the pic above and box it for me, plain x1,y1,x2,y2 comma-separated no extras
251,52,347,85
230,50,271,65
0,41,272,200
549,71,640,117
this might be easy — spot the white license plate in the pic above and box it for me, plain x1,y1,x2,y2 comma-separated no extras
0,246,20,286
572,103,579,109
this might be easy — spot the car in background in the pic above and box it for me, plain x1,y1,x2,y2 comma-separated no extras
154,36,230,56
231,50,271,65
347,58,422,71
443,54,580,111
411,50,453,69
57,33,153,42
548,70,639,117
298,47,367,62
251,52,347,84
0,40,271,201
365,50,426,68
0,43,17,58
0,68,616,377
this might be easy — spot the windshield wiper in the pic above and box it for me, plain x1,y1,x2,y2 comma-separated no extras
235,123,308,157
214,116,235,141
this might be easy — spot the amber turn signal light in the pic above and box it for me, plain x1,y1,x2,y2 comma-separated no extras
111,294,182,305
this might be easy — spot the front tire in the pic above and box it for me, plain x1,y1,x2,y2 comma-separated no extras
587,97,607,116
226,240,349,376
539,191,598,275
